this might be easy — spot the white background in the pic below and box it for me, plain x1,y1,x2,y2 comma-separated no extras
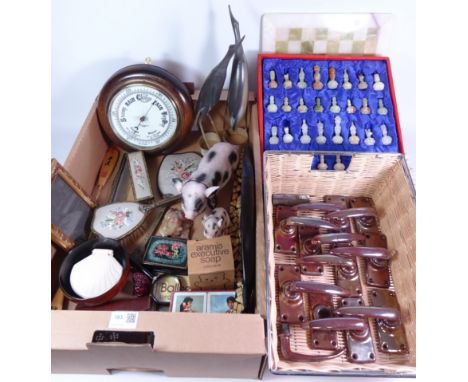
50,0,414,381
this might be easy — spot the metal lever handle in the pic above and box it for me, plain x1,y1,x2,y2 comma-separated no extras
298,255,355,268
279,324,346,362
302,317,368,332
326,207,378,220
283,281,351,300
335,306,401,324
294,203,343,212
284,216,341,230
330,246,395,260
308,232,366,245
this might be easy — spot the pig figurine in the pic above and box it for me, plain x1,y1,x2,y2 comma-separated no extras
202,207,231,239
174,142,239,220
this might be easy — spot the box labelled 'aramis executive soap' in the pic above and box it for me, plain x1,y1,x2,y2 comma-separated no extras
187,235,235,290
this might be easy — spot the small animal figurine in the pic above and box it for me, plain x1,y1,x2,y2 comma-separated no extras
312,65,323,90
317,154,328,170
202,207,231,239
373,73,385,91
332,116,344,144
267,95,278,113
346,99,356,114
156,207,192,238
343,69,352,90
300,120,311,144
327,67,338,89
377,99,388,115
268,70,278,88
174,142,239,220
269,126,280,145
313,97,324,113
316,121,327,144
281,97,292,112
358,73,368,90
297,68,307,89
330,96,341,113
283,73,292,89
380,124,392,145
364,128,376,146
349,122,360,145
360,98,371,115
283,127,294,144
297,97,308,113
334,155,345,171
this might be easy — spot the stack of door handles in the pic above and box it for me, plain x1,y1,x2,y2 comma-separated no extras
272,194,409,364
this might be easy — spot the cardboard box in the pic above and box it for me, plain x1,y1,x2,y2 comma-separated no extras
51,93,268,378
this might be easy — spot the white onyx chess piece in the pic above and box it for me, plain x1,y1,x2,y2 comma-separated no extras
343,69,352,90
283,127,294,144
346,99,356,114
282,97,292,112
364,128,376,146
373,73,385,91
358,73,368,90
332,116,344,144
377,99,388,115
314,97,324,113
316,121,327,145
317,154,328,170
267,95,278,113
283,73,292,89
330,97,341,113
297,68,307,89
269,126,279,145
348,122,360,145
360,98,371,115
380,124,392,145
300,120,311,144
327,67,338,89
297,98,308,113
312,65,324,90
268,70,278,89
334,155,345,171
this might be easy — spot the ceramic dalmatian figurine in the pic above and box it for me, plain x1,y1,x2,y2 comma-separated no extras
174,142,239,220
202,207,231,239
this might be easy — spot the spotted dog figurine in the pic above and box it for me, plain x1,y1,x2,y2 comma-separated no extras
202,207,231,239
174,142,239,220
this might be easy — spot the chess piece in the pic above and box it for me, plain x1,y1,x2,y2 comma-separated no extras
315,121,327,144
358,73,368,90
377,99,388,115
297,98,308,113
332,116,344,144
283,127,293,144
267,95,278,113
364,128,376,146
300,120,311,144
327,67,338,89
380,124,392,145
330,97,341,113
343,69,352,90
373,73,385,91
269,125,279,145
317,154,328,170
283,73,292,89
313,97,324,113
312,65,324,90
268,70,278,89
348,122,360,145
346,99,356,114
282,97,292,112
334,155,345,171
360,98,371,115
297,68,307,89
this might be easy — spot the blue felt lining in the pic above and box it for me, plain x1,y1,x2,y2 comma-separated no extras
262,58,400,153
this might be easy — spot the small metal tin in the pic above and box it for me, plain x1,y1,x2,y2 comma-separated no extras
157,152,202,196
151,274,181,305
143,236,188,270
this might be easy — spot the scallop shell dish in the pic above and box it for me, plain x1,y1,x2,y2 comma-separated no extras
70,248,123,299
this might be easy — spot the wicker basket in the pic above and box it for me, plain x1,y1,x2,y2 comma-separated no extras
263,151,415,377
